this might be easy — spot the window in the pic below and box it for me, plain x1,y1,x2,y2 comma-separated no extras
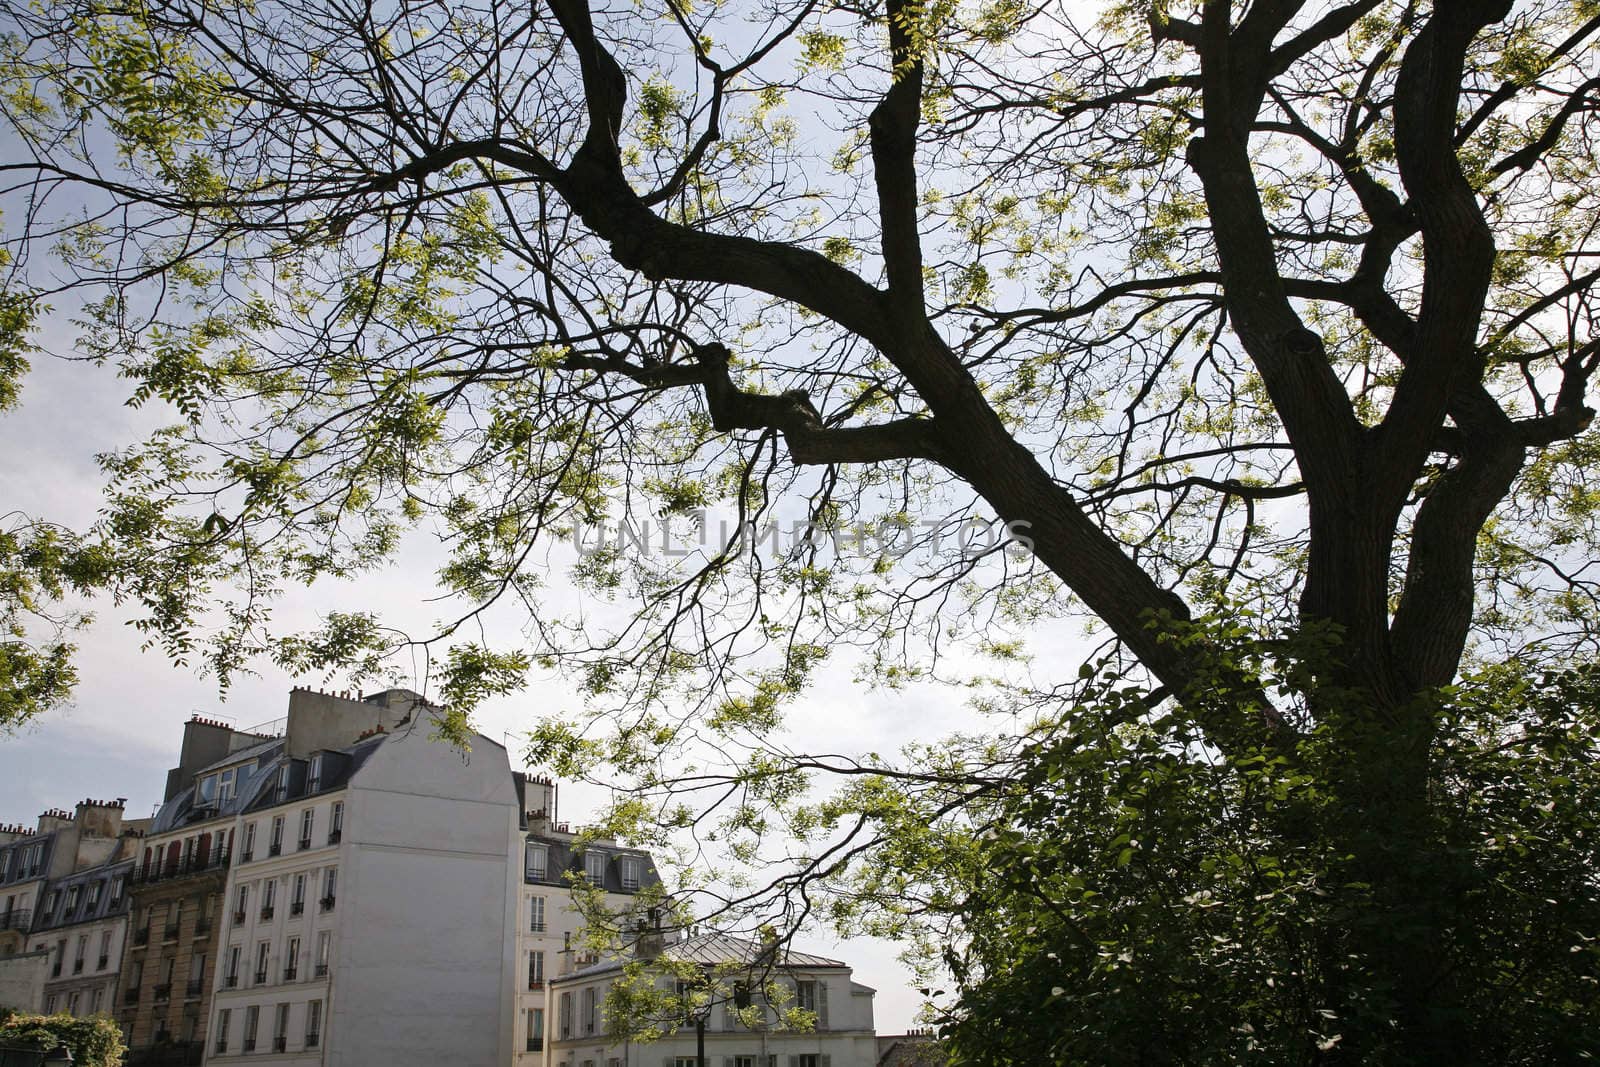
733,1058,756,1067
43,890,57,915
90,988,101,1013
321,867,337,908
674,1059,701,1067
234,885,248,924
794,1057,821,1067
98,930,112,969
254,941,270,984
273,1002,290,1051
74,934,86,972
292,873,307,914
620,856,641,890
524,843,547,880
528,949,545,988
329,801,344,843
188,952,205,993
795,979,817,1011
315,930,331,977
242,822,257,860
67,991,80,1016
198,774,218,805
583,850,606,882
218,767,237,802
307,755,323,793
243,1005,259,1052
86,881,101,909
225,945,241,987
275,765,290,803
45,994,56,1014
214,1008,231,1054
269,815,285,855
526,1007,544,1051
529,896,546,933
52,938,65,977
261,877,277,919
306,999,322,1047
109,876,124,908
581,986,596,1034
559,990,572,1038
65,885,80,914
299,809,314,848
284,936,300,980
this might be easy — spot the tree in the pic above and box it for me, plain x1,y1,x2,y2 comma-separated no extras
1,0,1597,1055
0,1010,127,1066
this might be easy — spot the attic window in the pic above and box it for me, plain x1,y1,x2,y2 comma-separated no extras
307,755,323,793
583,850,606,883
525,844,548,880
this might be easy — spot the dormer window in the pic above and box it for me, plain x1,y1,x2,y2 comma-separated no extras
583,850,606,883
620,857,642,891
525,844,547,881
197,774,218,805
218,768,237,802
307,755,323,793
274,766,290,802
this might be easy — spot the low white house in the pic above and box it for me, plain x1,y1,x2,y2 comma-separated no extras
547,931,878,1067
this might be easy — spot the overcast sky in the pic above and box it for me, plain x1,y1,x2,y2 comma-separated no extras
0,332,1064,1031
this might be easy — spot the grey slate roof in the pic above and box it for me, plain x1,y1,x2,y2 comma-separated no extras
524,832,664,896
558,931,847,982
29,859,134,932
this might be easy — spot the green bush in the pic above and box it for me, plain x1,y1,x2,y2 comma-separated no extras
0,1011,125,1066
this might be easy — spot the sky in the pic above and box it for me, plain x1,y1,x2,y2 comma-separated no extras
0,331,1029,1032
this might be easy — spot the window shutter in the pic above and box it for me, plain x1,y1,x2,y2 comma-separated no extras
818,981,829,1029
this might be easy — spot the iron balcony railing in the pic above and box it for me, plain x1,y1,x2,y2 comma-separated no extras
152,983,171,1002
131,850,233,886
185,979,204,997
0,910,30,932
132,927,150,947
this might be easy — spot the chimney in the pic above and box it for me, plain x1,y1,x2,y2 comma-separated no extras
74,798,126,839
36,809,73,834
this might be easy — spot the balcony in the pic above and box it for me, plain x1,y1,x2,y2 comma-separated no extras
123,988,140,1005
319,896,336,912
283,966,298,982
186,978,204,997
305,1032,320,1049
0,909,29,932
273,1036,287,1053
327,830,341,845
152,983,171,1002
223,974,238,989
132,927,151,947
232,910,246,926
527,979,543,991
314,963,328,978
268,842,282,857
194,918,212,938
97,954,109,969
253,970,268,985
241,850,253,862
290,901,304,917
298,837,312,851
214,1039,227,1055
130,850,232,886
72,960,84,974
260,906,275,922
243,1039,256,1053
163,924,180,942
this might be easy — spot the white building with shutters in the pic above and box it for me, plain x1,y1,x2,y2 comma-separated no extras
514,777,668,1067
546,931,878,1067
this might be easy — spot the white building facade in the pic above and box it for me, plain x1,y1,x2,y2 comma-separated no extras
547,932,879,1067
204,687,521,1067
514,778,666,1067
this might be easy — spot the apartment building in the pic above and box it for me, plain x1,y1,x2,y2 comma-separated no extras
118,717,280,1063
206,687,521,1067
2,799,141,957
515,777,665,1067
546,931,879,1067
32,855,134,1017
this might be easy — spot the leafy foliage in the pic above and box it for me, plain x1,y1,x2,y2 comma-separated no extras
877,640,1600,1063
0,1010,126,1066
